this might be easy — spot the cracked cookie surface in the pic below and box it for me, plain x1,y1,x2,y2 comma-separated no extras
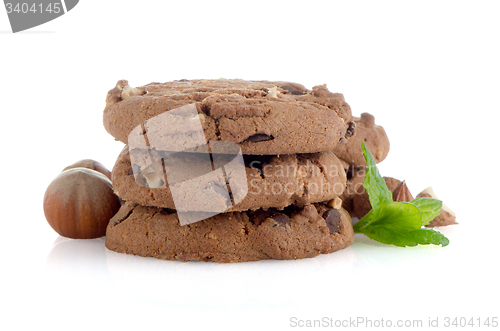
112,145,347,212
105,201,354,262
103,79,355,155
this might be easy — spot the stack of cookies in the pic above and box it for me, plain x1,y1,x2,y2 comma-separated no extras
102,79,389,262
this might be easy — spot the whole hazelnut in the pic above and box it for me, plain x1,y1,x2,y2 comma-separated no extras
43,168,121,239
63,159,112,180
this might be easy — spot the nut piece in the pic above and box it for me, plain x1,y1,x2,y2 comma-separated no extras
105,80,146,108
392,180,414,202
191,113,206,124
63,159,112,180
141,165,165,189
266,86,281,98
417,187,457,227
327,197,343,210
43,168,122,239
121,84,145,100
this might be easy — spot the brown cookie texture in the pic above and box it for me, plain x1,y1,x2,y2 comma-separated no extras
103,79,355,155
340,166,366,214
333,113,390,166
105,202,354,263
112,145,347,212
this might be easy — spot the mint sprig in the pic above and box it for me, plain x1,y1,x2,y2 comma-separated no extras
353,142,449,247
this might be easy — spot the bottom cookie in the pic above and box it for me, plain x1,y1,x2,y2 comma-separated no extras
105,201,354,262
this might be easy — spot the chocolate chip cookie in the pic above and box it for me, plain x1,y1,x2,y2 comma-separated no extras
103,79,356,155
112,145,347,213
105,201,354,262
340,166,366,214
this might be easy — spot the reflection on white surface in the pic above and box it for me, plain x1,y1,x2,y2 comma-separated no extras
31,221,500,330
47,236,109,272
43,226,460,313
104,244,356,309
45,226,462,289
45,234,359,310
45,236,114,291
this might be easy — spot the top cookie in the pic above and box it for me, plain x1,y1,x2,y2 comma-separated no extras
103,79,356,155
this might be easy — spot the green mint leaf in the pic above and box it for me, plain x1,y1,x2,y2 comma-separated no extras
409,197,443,226
363,226,450,247
356,142,450,247
354,202,421,232
367,202,422,232
353,208,375,232
361,142,393,209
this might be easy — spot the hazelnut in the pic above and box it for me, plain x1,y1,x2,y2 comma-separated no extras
43,168,121,239
416,187,457,227
392,180,414,202
63,159,112,180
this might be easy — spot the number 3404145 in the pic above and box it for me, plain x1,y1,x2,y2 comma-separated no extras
444,317,498,328
5,3,62,14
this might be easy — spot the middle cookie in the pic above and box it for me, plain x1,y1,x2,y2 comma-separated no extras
112,146,347,213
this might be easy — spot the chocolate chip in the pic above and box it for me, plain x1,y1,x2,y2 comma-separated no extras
345,121,356,138
249,210,271,226
245,133,274,143
244,155,274,172
322,209,341,234
271,213,290,228
280,85,307,95
346,166,355,181
178,79,190,82
280,85,295,93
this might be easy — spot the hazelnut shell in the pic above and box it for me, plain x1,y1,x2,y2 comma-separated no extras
63,159,112,180
43,168,121,239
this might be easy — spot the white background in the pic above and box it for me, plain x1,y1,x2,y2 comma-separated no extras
1,1,499,330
